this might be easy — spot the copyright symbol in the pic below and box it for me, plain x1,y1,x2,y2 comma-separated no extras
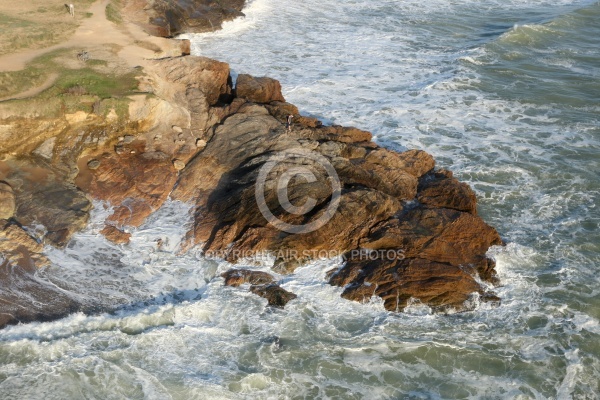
255,148,341,234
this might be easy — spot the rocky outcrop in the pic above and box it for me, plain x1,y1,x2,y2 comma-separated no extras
124,0,246,37
67,66,502,313
165,72,501,312
417,169,478,214
330,257,500,312
235,74,286,104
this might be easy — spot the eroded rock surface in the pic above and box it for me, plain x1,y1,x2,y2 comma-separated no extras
166,71,502,313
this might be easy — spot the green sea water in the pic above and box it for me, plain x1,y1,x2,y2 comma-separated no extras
1,0,599,398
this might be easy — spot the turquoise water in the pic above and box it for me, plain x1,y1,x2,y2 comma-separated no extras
1,0,599,398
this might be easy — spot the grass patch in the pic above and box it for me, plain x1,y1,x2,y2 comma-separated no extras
105,0,123,24
53,68,138,99
0,9,78,56
1,49,139,119
86,59,109,67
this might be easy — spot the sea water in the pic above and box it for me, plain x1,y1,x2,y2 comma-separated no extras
1,0,599,398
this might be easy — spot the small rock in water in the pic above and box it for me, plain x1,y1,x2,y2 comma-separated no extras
250,284,297,308
87,159,100,170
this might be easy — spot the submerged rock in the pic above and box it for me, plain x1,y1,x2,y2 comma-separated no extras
250,284,297,308
221,269,275,287
221,269,297,308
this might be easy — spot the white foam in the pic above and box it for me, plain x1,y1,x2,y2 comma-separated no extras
2,0,600,397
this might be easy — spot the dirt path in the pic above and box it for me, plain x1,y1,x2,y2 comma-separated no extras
0,0,183,72
0,73,59,102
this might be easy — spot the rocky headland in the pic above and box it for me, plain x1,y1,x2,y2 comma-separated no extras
0,0,502,329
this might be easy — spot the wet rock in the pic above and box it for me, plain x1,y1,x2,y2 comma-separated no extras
100,225,131,244
221,269,275,287
75,148,177,230
1,158,90,247
0,222,81,329
0,220,49,269
250,284,297,308
360,206,502,268
330,257,494,312
0,257,82,329
417,170,478,214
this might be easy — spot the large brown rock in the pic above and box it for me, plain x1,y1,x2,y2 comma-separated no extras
235,74,286,104
360,206,502,268
171,104,411,264
330,257,499,312
167,73,502,312
144,56,233,134
417,170,478,214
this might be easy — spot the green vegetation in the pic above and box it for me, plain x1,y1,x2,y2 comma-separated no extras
0,12,76,56
105,0,123,24
0,49,138,119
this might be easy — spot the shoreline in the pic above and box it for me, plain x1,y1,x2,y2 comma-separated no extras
0,0,502,329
